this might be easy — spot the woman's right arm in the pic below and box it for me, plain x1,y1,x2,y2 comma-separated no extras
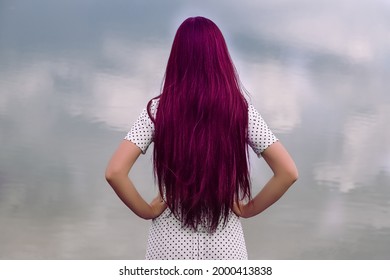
234,141,298,218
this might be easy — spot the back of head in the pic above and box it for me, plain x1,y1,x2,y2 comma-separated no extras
149,16,250,232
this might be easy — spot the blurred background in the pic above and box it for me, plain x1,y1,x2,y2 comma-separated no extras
0,0,389,259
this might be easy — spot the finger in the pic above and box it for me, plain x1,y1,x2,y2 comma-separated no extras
155,193,165,202
232,203,242,217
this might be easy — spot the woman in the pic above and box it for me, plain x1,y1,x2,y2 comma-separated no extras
105,16,298,259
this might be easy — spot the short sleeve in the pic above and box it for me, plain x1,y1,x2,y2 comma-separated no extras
124,100,158,154
247,104,278,157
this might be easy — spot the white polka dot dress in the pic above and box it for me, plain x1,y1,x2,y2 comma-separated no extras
145,209,248,259
124,99,278,260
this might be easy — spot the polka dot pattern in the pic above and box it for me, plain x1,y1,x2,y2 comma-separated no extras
247,104,279,157
145,209,248,260
124,99,158,154
124,101,278,259
125,102,278,157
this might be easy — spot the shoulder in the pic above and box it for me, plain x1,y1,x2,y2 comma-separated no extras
147,98,160,117
247,104,263,122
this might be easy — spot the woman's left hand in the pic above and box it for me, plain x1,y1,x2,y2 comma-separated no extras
149,194,167,218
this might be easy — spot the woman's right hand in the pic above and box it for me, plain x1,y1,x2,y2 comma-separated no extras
149,194,167,218
234,141,298,219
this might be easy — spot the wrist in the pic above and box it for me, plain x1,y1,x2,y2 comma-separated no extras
240,202,256,218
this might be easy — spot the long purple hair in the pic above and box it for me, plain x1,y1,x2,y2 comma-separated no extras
148,16,251,232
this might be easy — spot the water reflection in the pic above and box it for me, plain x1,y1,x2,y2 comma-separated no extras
315,108,390,193
0,0,389,259
239,61,311,133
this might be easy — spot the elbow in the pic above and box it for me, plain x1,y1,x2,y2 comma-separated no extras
287,167,299,185
105,168,114,184
290,174,298,186
272,160,299,189
277,167,298,187
105,166,122,185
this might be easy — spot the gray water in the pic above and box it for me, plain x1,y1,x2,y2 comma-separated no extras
0,0,389,259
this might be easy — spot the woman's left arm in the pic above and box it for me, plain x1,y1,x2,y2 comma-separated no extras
105,140,166,219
